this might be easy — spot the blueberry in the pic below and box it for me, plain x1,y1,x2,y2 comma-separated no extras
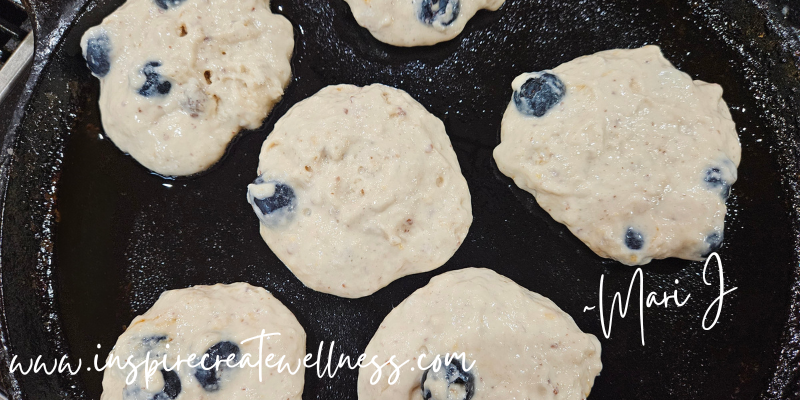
84,33,111,77
418,0,460,26
122,369,181,400
702,231,724,257
703,166,732,200
247,176,297,227
158,369,181,399
130,334,170,361
624,227,644,250
154,0,186,10
142,335,168,345
513,72,566,117
195,341,240,392
421,357,475,400
138,62,172,97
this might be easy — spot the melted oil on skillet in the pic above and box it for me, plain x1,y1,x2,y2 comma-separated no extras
2,0,794,399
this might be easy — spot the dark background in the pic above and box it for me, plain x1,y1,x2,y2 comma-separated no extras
0,0,799,399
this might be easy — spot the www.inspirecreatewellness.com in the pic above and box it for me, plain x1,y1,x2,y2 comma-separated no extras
8,331,475,388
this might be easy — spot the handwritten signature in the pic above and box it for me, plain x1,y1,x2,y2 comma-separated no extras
584,252,737,345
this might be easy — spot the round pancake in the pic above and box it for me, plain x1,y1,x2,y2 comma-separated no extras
81,0,293,176
343,0,505,46
358,268,603,400
494,46,741,265
247,84,472,298
100,283,305,400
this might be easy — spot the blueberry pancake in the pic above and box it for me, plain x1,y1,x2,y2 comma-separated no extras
493,46,742,265
246,84,472,298
358,268,602,400
80,0,293,176
343,0,505,46
100,283,305,400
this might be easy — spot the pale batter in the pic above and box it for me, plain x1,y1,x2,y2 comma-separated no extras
493,46,742,265
81,0,294,176
358,268,602,400
247,84,473,298
100,283,305,400
343,0,505,46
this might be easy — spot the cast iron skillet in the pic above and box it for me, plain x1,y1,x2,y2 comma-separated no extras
1,0,799,398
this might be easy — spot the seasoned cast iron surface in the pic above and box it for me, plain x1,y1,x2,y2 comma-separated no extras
1,0,799,399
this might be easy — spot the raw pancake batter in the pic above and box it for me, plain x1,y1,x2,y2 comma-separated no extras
358,268,602,400
100,283,305,400
247,84,472,298
493,46,742,265
81,0,294,176
343,0,505,46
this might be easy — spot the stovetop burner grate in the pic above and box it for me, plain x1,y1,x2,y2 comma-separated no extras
0,0,29,66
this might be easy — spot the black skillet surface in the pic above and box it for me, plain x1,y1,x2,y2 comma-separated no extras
1,0,800,399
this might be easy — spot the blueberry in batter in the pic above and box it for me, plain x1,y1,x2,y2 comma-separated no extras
625,227,644,251
138,62,171,97
159,369,181,399
421,357,475,400
703,165,732,200
195,341,241,392
154,0,186,10
703,232,723,257
252,181,295,215
84,33,111,77
247,177,296,227
513,73,565,117
418,0,460,26
122,369,181,400
142,335,167,346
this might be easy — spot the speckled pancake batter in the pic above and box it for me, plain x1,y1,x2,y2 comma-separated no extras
358,268,602,400
81,0,293,176
247,84,472,298
100,283,305,400
494,46,742,265
343,0,505,46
